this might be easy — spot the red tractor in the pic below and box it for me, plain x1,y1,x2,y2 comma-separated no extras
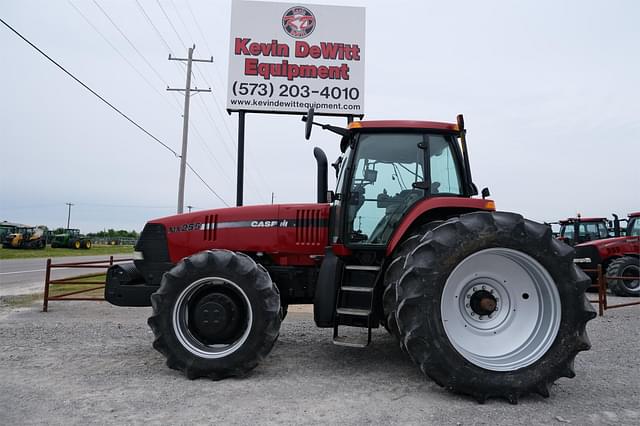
556,216,612,246
106,111,595,403
574,212,640,296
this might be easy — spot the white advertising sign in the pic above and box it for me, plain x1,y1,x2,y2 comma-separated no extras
227,0,365,116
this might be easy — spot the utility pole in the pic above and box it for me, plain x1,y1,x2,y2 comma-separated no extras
167,45,213,214
65,202,74,229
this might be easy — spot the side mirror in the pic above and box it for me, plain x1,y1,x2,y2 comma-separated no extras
481,187,491,199
304,107,315,140
364,169,377,183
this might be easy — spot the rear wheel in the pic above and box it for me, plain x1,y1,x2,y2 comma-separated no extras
382,221,442,346
395,211,596,403
83,240,92,249
148,250,281,379
607,256,640,296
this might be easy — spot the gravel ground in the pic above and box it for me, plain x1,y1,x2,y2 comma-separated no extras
0,299,638,425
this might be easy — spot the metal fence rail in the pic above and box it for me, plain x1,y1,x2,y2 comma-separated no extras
42,256,132,312
585,265,640,316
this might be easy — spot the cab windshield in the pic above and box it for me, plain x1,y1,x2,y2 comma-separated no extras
345,132,462,245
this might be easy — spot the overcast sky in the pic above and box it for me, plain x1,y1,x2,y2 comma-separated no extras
1,0,638,233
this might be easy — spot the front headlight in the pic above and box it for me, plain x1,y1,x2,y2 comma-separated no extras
573,257,592,264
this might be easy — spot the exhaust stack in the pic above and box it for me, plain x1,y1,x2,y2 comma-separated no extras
313,147,328,203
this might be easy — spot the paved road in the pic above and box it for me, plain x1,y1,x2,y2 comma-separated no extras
0,255,132,296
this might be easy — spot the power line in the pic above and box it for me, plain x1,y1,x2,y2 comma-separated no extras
0,18,178,157
147,2,267,204
92,0,173,90
185,0,214,60
169,0,197,47
134,0,173,54
186,163,228,206
132,2,235,192
0,17,229,206
156,0,187,50
190,122,234,186
148,2,269,202
68,0,179,111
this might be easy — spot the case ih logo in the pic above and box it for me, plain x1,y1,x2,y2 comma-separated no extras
282,6,315,39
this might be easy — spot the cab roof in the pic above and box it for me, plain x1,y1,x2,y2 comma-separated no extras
349,120,459,132
560,217,607,224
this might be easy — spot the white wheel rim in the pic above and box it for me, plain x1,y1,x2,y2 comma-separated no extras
441,248,561,371
172,277,253,359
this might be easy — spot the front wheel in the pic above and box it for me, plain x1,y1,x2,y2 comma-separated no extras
395,211,596,403
607,256,640,296
148,250,281,380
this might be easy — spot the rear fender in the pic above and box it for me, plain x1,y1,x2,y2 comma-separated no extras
386,197,495,256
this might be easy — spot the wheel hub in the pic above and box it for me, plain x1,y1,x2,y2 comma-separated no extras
466,287,499,319
173,277,253,359
192,293,240,343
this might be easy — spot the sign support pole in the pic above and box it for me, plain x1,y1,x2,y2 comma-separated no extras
236,111,246,207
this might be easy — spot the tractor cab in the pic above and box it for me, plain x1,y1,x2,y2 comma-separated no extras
333,121,475,247
558,217,610,246
627,213,640,236
305,109,482,255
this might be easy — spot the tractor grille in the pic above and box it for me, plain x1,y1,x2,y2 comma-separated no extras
295,209,322,246
135,223,169,262
203,214,218,241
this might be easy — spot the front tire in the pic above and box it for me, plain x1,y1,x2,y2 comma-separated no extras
148,250,281,380
607,256,640,296
395,211,596,403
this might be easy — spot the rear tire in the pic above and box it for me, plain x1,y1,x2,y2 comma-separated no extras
148,250,281,380
382,221,443,346
395,211,596,403
607,256,640,296
83,240,92,249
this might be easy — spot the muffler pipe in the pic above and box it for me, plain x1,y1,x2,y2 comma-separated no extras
313,147,328,203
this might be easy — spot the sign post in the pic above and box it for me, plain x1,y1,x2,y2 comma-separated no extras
227,0,366,205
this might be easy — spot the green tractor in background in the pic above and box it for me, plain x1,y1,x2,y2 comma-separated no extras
50,228,92,249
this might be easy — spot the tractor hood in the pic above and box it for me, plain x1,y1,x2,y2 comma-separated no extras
144,203,330,265
576,235,639,250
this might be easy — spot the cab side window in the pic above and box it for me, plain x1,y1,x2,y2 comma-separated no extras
429,135,462,195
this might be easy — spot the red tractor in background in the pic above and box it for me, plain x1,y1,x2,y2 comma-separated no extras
574,212,640,296
556,216,612,246
105,110,595,403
